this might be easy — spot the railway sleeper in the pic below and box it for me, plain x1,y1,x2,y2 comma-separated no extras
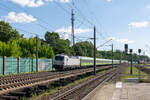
22,88,34,97
0,95,19,100
37,84,49,90
0,67,113,99
9,92,26,97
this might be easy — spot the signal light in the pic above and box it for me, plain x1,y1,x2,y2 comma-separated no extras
124,44,128,53
138,49,141,54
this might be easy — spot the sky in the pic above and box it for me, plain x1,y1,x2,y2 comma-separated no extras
0,0,150,56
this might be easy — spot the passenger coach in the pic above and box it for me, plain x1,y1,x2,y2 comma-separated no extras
53,54,123,70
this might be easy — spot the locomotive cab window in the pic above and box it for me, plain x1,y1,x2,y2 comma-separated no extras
55,56,64,61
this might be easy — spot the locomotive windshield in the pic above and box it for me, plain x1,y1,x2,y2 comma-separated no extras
55,56,64,61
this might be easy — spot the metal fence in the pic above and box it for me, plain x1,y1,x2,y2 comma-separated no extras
6,57,18,75
20,58,34,73
0,57,53,75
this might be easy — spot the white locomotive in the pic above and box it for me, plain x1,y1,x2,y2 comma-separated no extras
53,54,126,70
53,54,81,70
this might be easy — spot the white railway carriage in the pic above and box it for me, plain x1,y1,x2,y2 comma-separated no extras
53,54,125,70
53,54,80,70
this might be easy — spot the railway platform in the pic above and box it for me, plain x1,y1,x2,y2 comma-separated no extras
83,82,150,100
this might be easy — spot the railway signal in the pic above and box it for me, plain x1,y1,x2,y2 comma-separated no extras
124,44,128,54
124,44,128,62
138,49,141,80
138,49,141,64
138,49,141,54
129,49,133,75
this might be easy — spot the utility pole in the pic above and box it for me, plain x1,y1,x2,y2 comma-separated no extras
36,36,38,72
71,8,75,46
112,44,114,68
94,26,96,75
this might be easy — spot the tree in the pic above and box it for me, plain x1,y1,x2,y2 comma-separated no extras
72,41,94,57
45,31,60,46
39,44,55,58
0,21,21,42
0,40,21,57
17,38,55,59
45,32,72,55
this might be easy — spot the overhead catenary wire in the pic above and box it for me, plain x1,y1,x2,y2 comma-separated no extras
1,0,108,44
0,24,43,37
0,2,55,32
58,0,111,40
53,0,93,28
10,3,57,30
65,0,108,41
50,1,93,44
77,0,111,39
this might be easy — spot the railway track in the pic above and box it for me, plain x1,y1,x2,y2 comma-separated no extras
0,65,114,100
51,69,117,100
135,65,150,74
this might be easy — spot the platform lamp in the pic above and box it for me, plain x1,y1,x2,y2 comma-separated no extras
129,49,133,75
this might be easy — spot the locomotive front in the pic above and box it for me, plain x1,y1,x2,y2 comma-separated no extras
53,54,66,70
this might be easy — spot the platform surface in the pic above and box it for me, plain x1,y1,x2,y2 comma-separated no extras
83,82,150,100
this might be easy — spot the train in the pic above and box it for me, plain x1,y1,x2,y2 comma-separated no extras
53,54,127,70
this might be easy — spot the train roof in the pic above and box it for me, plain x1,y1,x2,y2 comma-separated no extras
55,54,124,62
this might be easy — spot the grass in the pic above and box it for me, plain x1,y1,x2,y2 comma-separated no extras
139,64,150,69
144,64,150,65
121,66,148,82
144,67,150,69
29,68,113,100
30,76,93,100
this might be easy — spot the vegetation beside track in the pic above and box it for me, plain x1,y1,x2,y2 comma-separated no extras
121,66,148,82
29,68,114,100
141,64,150,69
144,67,150,69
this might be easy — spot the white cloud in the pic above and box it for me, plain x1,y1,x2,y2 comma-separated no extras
9,0,70,7
61,33,69,40
128,21,149,28
60,0,70,3
146,4,150,8
106,37,116,40
4,12,37,23
46,0,70,3
116,39,135,44
10,0,44,7
107,37,135,44
106,0,112,2
56,26,92,34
